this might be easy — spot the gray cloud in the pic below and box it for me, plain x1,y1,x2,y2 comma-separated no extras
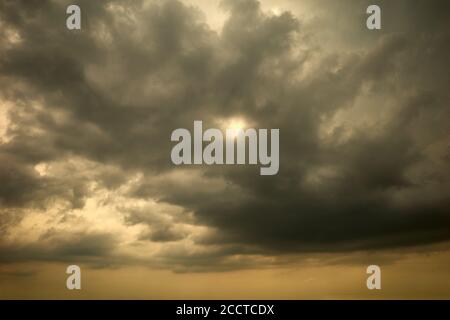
0,230,118,265
0,0,449,270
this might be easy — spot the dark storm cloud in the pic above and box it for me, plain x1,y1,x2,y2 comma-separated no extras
124,206,189,242
140,226,186,242
0,153,88,209
0,230,117,264
0,0,449,269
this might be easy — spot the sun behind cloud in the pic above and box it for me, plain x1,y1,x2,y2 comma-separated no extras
227,118,247,138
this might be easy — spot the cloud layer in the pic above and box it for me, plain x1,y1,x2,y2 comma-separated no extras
0,0,449,271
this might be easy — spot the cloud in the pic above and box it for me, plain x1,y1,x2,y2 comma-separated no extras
0,0,449,271
0,230,118,265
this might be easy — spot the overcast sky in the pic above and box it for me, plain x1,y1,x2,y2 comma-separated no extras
0,0,449,298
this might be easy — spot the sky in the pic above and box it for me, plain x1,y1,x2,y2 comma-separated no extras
0,0,449,299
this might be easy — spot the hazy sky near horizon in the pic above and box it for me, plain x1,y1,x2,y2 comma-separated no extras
0,0,449,298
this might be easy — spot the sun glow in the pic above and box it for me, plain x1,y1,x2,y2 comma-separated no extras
227,118,247,138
